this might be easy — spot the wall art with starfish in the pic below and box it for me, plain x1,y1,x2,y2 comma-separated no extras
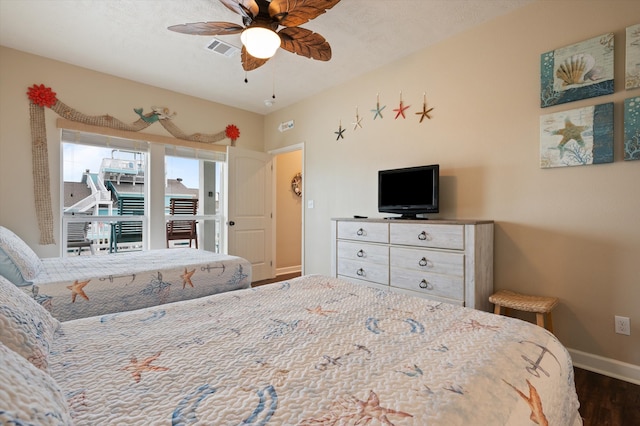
539,102,613,168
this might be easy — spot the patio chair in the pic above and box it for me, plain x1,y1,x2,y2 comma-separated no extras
67,220,95,255
110,196,144,253
166,198,198,249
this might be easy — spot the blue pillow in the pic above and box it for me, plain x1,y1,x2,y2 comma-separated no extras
0,247,31,286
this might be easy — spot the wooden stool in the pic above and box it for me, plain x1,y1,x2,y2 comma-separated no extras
489,290,558,332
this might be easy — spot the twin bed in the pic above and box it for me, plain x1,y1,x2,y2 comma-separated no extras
25,248,251,321
2,272,582,425
0,225,251,321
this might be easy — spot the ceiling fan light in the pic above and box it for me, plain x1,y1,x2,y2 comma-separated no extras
240,27,280,59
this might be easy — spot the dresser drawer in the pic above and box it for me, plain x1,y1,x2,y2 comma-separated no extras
338,241,389,264
390,268,464,301
390,247,464,276
338,259,389,285
390,223,464,250
338,221,388,243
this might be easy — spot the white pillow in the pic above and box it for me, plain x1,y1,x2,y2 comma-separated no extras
0,275,60,371
0,342,73,426
0,247,31,286
0,226,43,282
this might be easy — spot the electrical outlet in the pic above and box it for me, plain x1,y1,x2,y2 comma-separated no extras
614,316,630,335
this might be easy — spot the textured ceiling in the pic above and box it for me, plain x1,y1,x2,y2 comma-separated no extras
0,0,533,114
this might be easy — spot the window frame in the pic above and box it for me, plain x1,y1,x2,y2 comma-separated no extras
59,127,226,256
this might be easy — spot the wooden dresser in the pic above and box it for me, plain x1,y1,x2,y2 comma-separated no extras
330,218,494,311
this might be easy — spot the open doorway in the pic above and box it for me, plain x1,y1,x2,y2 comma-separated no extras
272,144,304,279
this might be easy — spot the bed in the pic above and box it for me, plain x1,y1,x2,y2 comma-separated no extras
0,274,582,425
0,226,251,321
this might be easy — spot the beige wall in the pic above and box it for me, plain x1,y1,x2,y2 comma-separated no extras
264,0,640,368
275,150,302,272
0,47,264,258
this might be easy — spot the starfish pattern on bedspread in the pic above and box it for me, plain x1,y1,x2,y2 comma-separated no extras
503,379,549,426
66,279,90,303
306,306,338,316
121,351,169,383
301,390,413,425
181,268,196,288
455,319,500,333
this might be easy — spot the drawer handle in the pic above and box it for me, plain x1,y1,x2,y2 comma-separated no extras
418,231,431,241
419,279,433,290
356,228,365,236
418,257,429,267
356,268,365,277
357,249,365,258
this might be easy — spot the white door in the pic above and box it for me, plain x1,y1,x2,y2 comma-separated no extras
226,146,273,282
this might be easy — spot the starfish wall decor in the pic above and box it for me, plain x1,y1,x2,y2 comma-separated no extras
393,91,410,119
352,106,363,130
332,91,435,140
371,93,386,120
416,93,434,123
334,120,345,141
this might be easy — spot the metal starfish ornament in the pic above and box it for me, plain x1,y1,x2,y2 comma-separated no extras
371,93,386,120
416,93,434,123
334,120,345,141
393,91,410,119
352,106,363,130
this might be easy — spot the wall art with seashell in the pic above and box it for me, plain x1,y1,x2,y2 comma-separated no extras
540,33,614,108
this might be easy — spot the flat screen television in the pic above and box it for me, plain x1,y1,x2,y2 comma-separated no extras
378,164,439,219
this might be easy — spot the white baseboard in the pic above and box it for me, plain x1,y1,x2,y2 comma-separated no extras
276,265,301,276
568,348,640,385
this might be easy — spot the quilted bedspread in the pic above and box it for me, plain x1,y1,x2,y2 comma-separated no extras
25,248,251,321
49,275,581,425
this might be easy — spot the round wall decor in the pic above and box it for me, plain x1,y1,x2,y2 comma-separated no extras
291,172,302,197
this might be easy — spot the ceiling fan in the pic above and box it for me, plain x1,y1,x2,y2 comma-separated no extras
168,0,342,71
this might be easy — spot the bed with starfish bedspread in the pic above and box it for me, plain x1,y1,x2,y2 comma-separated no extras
20,274,581,425
23,248,251,321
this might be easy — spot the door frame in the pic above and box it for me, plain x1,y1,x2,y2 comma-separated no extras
268,142,305,276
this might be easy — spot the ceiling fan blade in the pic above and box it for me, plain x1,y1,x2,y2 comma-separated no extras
168,21,244,36
269,0,341,27
241,46,270,71
279,27,331,61
219,0,259,20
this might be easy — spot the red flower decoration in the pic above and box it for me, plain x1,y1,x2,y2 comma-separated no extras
27,84,57,108
225,124,240,141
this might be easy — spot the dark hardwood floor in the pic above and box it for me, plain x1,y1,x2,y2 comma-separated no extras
252,276,639,425
574,367,640,426
251,272,301,287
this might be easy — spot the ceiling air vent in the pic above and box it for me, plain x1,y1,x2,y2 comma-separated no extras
205,38,240,57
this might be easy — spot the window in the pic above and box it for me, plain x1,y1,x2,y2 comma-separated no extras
165,146,224,252
61,130,225,256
